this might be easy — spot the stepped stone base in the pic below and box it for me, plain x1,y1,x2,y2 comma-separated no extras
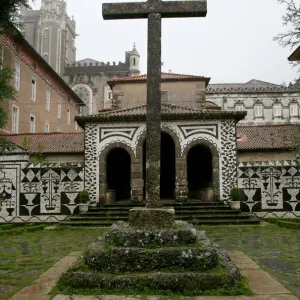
59,221,241,294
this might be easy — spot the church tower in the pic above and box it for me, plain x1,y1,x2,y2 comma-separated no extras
21,0,76,75
129,43,140,76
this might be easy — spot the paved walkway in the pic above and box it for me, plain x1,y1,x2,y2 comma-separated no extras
9,251,298,300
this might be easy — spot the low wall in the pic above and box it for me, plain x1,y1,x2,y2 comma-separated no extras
1,154,300,223
0,152,84,223
238,161,300,218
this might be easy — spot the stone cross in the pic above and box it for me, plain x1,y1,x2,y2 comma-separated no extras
103,0,207,208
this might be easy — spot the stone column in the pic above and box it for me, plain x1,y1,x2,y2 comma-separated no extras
145,13,161,207
131,158,144,202
175,157,188,201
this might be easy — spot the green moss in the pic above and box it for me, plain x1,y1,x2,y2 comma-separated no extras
55,274,252,296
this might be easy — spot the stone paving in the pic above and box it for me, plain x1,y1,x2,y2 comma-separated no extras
0,223,299,299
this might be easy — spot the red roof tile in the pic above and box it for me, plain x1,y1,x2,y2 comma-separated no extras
4,125,298,154
237,124,300,150
109,72,211,86
4,132,84,154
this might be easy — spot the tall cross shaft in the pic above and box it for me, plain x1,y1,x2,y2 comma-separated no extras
103,0,207,208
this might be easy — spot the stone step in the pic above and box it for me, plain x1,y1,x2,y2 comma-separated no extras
82,209,240,216
89,205,231,212
60,218,260,226
70,214,248,221
189,218,261,225
59,269,236,294
84,246,218,272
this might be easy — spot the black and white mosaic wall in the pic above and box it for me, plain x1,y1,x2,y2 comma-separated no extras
0,152,84,223
238,161,300,218
84,119,238,202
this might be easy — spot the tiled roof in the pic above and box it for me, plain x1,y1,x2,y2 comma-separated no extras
4,133,84,154
4,125,298,154
237,125,300,150
77,103,245,125
207,79,300,94
109,72,211,86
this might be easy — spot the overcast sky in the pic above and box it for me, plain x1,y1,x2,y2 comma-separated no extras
31,0,299,84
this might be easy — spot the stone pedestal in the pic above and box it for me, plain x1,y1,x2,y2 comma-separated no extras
129,207,175,229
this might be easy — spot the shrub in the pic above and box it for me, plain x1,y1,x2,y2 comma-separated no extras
75,189,90,204
229,187,240,202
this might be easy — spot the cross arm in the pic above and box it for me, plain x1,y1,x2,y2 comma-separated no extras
102,1,207,20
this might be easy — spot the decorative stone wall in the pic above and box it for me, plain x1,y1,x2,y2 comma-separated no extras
238,161,300,218
0,151,84,223
84,119,238,203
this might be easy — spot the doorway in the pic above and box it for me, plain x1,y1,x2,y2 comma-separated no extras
187,145,213,200
143,132,176,199
106,148,131,200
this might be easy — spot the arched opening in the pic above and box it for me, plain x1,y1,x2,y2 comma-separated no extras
143,132,176,199
187,145,213,200
106,148,131,201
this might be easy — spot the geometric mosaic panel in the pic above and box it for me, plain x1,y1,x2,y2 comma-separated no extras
238,161,300,214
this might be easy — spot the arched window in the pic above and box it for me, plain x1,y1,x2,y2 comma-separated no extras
133,57,136,66
73,84,92,115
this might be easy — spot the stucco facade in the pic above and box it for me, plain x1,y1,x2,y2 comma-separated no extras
0,31,83,134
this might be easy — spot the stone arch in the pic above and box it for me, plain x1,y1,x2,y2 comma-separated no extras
99,142,135,203
73,83,93,115
182,139,220,201
135,127,182,200
136,126,181,159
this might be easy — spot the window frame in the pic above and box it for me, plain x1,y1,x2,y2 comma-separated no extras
12,104,19,133
58,98,61,119
67,107,71,125
45,120,50,133
14,62,21,91
46,89,51,111
161,90,168,103
290,102,299,117
273,103,282,118
254,103,264,118
30,114,36,133
31,77,36,101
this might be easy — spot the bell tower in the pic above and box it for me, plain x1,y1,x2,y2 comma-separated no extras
22,0,77,75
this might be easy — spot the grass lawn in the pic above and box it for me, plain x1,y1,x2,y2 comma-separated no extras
0,223,299,299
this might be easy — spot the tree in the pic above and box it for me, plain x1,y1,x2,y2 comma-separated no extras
274,0,300,50
0,0,31,33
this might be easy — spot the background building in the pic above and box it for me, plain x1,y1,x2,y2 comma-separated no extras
0,30,84,134
207,79,300,126
21,0,76,76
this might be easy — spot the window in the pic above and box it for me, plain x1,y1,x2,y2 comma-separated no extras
133,57,136,66
254,103,263,118
67,108,70,125
14,63,21,91
45,121,50,133
12,105,19,133
161,91,168,103
30,115,35,133
273,104,282,118
46,90,50,111
58,99,61,119
31,78,36,101
235,103,244,111
290,102,299,117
